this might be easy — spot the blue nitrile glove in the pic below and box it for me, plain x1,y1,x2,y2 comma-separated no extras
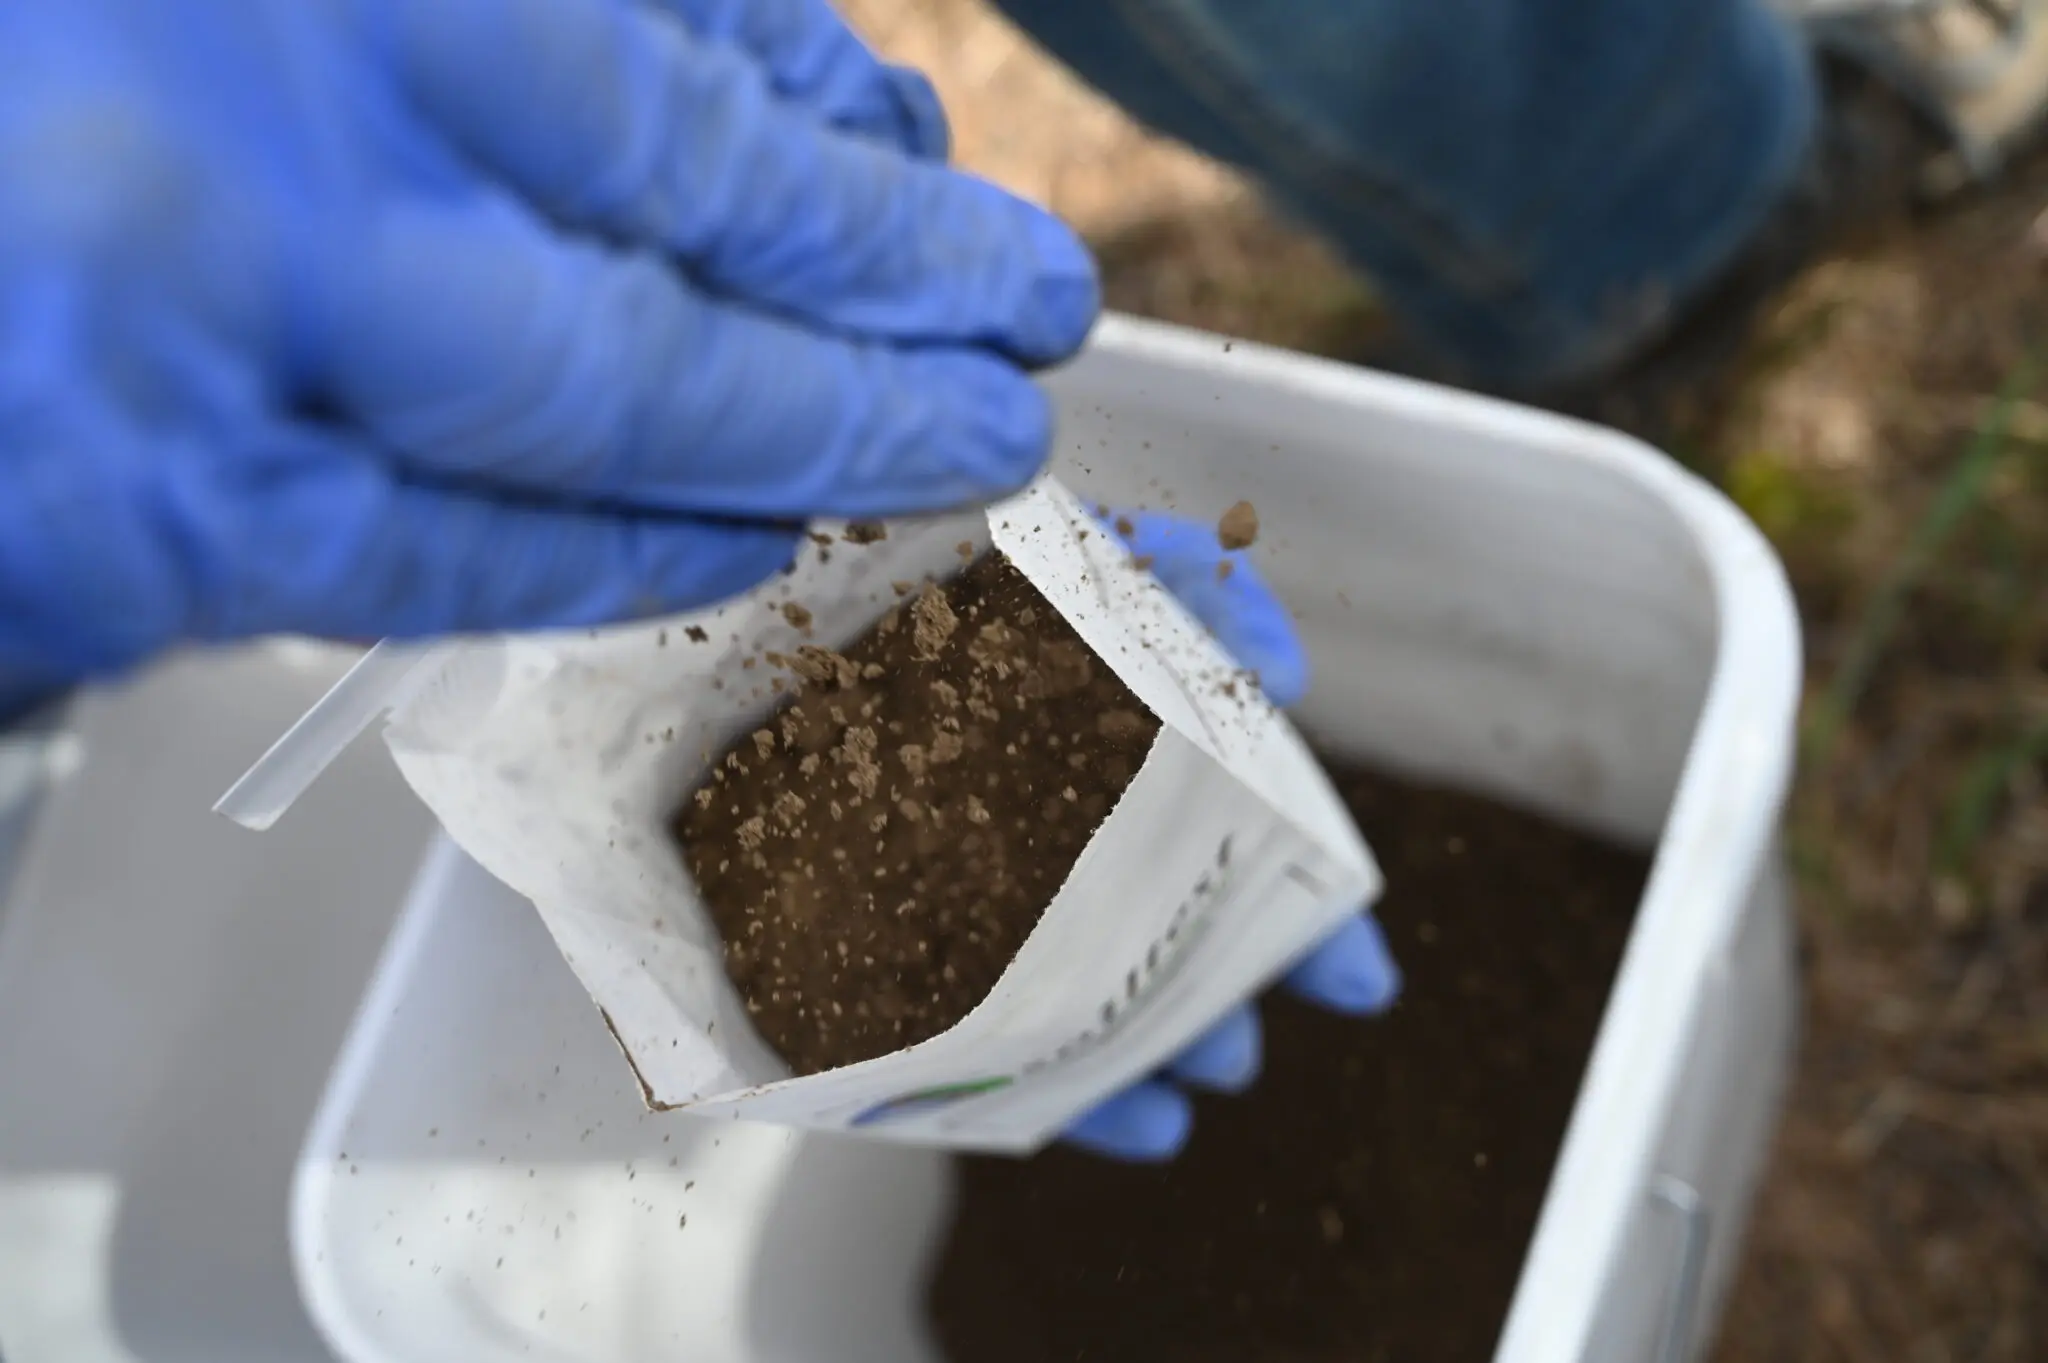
1060,512,1402,1161
0,0,1095,708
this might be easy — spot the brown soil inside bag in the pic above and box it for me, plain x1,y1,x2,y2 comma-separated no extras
930,764,1649,1363
675,552,1161,1077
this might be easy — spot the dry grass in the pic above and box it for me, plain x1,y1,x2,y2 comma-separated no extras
843,3,2048,1358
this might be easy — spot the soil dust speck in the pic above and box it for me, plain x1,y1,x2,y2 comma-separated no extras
1218,501,1259,551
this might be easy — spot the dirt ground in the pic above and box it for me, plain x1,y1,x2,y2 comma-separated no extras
844,3,2048,1360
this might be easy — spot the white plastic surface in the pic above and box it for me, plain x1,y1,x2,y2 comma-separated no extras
297,312,1801,1363
0,642,439,1363
296,838,954,1363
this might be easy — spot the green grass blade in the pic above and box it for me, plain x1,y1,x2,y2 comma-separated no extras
1805,351,2044,762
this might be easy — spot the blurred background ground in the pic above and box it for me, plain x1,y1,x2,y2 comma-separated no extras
843,2,2048,1359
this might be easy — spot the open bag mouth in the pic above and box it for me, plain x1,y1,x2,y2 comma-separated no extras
234,470,1377,1151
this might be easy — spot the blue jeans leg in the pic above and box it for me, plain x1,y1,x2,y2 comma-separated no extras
991,0,1819,392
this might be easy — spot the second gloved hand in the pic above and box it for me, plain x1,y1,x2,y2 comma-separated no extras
0,0,1096,713
1059,512,1402,1161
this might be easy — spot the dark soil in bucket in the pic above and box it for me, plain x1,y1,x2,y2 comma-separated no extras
929,763,1650,1363
674,552,1160,1077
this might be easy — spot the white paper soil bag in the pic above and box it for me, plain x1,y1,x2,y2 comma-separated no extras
231,477,1379,1152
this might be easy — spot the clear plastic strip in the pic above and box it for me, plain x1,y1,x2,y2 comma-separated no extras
213,640,441,831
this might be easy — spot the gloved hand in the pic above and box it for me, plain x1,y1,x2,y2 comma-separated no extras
0,0,1095,718
1060,512,1402,1161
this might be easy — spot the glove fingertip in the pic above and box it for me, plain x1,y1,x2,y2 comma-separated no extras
1097,509,1308,701
882,64,951,161
854,350,1054,517
965,360,1057,499
1284,914,1402,1016
1014,207,1101,367
1168,1005,1263,1093
1062,1082,1193,1161
1248,626,1311,709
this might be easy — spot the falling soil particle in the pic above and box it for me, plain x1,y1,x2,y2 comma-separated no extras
685,626,709,643
931,765,1647,1363
1217,500,1259,551
780,602,814,631
674,553,1160,1076
1215,560,1235,583
843,522,888,545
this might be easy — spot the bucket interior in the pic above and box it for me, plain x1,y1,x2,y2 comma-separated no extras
1044,338,1720,848
925,760,1652,1363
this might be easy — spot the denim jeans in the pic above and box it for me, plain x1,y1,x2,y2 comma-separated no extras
992,0,1819,391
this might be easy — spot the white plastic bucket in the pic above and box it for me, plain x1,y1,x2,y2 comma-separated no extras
292,313,1802,1363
